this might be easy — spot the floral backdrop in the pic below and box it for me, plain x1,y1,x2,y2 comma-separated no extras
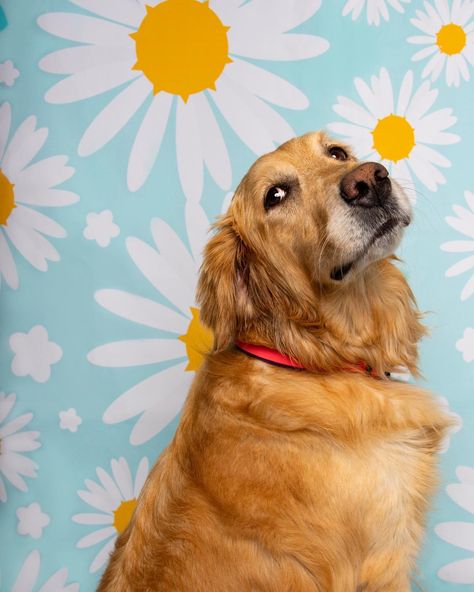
0,0,473,589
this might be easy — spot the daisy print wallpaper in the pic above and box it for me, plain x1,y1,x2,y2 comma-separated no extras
0,0,473,588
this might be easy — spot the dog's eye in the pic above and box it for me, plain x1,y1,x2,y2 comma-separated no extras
264,185,289,210
328,146,348,161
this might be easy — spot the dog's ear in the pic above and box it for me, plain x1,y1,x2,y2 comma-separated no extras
196,214,250,352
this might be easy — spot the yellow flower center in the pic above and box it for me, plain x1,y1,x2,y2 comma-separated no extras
113,499,137,534
179,307,213,371
0,168,15,226
437,23,466,55
372,114,415,162
131,0,232,102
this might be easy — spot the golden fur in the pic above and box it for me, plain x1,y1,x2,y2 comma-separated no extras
99,132,452,591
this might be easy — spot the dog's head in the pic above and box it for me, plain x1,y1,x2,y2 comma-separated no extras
197,132,422,372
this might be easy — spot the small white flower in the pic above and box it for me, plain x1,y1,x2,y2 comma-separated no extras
9,325,62,383
0,60,19,86
0,392,41,502
343,0,411,26
16,502,50,539
457,327,474,362
59,408,82,433
441,190,474,301
437,396,462,453
83,209,120,247
12,549,79,592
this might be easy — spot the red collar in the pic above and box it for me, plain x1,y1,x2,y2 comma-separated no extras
235,341,384,379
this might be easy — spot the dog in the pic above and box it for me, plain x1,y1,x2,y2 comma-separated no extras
98,132,452,591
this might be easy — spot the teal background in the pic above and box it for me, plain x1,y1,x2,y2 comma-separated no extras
0,0,472,589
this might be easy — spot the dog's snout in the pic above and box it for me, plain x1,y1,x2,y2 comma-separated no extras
340,162,391,207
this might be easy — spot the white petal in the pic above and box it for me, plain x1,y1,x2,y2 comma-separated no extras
396,71,414,116
407,146,446,191
190,93,231,191
413,143,451,167
391,159,416,201
435,521,474,551
226,58,308,109
150,217,196,281
457,466,474,486
332,96,375,129
37,13,134,45
412,45,438,61
14,155,74,192
77,490,114,514
4,220,59,271
111,457,134,500
229,32,329,61
39,45,135,75
0,476,6,502
405,80,438,123
0,101,12,162
0,392,16,424
38,567,78,592
438,558,474,584
446,211,474,238
103,363,189,439
354,74,384,119
95,467,122,506
185,201,210,265
77,526,116,548
176,98,204,203
12,550,40,592
0,412,33,438
126,237,194,315
127,92,173,192
2,117,48,180
4,431,41,452
0,232,19,289
89,538,116,574
231,0,322,34
407,34,437,44
377,67,394,114
69,0,145,27
88,338,185,368
435,0,450,23
461,273,474,300
134,457,149,497
423,53,446,81
447,483,474,513
441,240,474,253
13,188,79,207
446,255,474,277
129,368,194,445
72,513,113,526
13,206,66,238
78,76,151,156
94,289,188,334
45,63,140,104
211,76,275,155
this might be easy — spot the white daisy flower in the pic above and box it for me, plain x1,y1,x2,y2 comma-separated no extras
328,67,460,198
436,466,474,583
72,456,149,573
441,190,474,301
408,0,474,87
37,0,329,199
342,0,411,26
457,327,474,362
0,392,41,502
16,502,50,539
0,102,79,289
88,201,211,445
12,549,79,592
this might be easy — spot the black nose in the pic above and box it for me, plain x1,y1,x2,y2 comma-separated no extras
340,162,391,207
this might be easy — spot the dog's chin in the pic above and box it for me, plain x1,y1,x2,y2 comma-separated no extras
329,217,409,282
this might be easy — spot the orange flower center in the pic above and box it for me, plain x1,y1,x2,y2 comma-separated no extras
372,114,415,162
179,307,214,371
113,499,137,534
437,23,466,55
0,168,15,226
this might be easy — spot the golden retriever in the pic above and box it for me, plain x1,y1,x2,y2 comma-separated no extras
98,132,452,591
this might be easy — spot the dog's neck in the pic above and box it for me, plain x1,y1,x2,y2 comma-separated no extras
237,259,425,377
